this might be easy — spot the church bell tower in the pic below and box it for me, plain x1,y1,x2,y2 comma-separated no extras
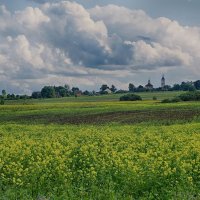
161,75,165,89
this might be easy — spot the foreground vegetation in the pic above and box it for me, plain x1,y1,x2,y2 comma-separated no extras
1,123,200,199
1,94,200,199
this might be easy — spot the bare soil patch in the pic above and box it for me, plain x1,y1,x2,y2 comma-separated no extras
17,108,200,125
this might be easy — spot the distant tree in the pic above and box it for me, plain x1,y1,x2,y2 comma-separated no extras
180,82,196,91
115,90,128,94
136,85,145,92
120,94,142,101
32,91,42,99
64,84,70,92
20,95,28,100
172,84,181,91
59,88,67,97
83,90,90,95
7,94,16,100
41,86,56,98
163,85,171,91
179,91,200,101
194,80,200,90
7,94,11,99
2,90,6,98
128,83,135,92
16,95,20,100
10,94,15,99
100,84,109,92
110,85,117,93
72,87,80,95
0,96,4,105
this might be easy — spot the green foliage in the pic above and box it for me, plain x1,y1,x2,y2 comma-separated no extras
0,97,5,105
179,91,200,101
120,93,142,101
2,89,7,98
71,87,80,95
110,85,117,93
161,97,181,103
128,83,135,92
162,91,200,103
41,86,56,98
153,96,157,100
171,97,181,103
100,84,109,92
31,91,41,99
1,123,200,199
83,90,90,95
194,80,200,90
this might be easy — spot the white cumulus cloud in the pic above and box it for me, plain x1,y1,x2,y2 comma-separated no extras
0,1,200,93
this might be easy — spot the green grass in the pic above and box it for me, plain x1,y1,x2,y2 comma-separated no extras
1,91,200,199
4,91,184,105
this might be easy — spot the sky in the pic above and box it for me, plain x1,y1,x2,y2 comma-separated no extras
0,0,200,94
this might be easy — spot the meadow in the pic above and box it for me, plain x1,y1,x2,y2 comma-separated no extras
1,91,200,199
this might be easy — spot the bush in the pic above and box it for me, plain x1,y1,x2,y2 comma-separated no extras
0,98,5,105
161,99,171,103
120,94,142,101
179,91,200,101
171,97,181,103
115,90,128,94
153,96,157,100
161,97,181,103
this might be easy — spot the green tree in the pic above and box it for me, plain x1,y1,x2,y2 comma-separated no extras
64,84,70,92
181,82,196,91
41,86,56,98
136,85,145,92
72,87,79,95
2,90,6,98
110,85,117,93
31,92,42,99
128,83,135,92
100,84,109,92
172,84,181,91
194,80,200,90
0,96,4,105
83,90,90,95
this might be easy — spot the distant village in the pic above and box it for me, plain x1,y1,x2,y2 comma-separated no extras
0,75,200,100
101,75,166,95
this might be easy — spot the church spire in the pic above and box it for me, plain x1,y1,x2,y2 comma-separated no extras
161,74,165,88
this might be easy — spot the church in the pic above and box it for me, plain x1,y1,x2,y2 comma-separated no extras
145,75,165,90
161,75,165,89
145,79,153,90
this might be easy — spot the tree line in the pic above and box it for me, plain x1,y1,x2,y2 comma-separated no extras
1,80,200,101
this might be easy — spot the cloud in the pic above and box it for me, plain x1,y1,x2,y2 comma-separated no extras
0,1,200,93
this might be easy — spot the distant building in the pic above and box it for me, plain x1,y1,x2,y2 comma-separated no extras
161,75,165,89
145,79,153,90
75,91,82,97
104,88,112,94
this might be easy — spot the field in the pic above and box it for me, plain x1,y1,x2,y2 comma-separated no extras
1,91,200,199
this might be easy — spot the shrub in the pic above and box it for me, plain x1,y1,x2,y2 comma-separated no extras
161,99,171,103
0,98,5,105
171,97,181,103
161,97,181,103
120,94,142,101
179,91,200,101
153,96,157,100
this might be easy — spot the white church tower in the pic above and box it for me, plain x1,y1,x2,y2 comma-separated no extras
161,75,165,89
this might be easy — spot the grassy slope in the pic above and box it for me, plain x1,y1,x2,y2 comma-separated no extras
1,99,200,125
4,91,184,105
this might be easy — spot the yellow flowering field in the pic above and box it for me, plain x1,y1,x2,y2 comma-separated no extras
0,123,200,199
